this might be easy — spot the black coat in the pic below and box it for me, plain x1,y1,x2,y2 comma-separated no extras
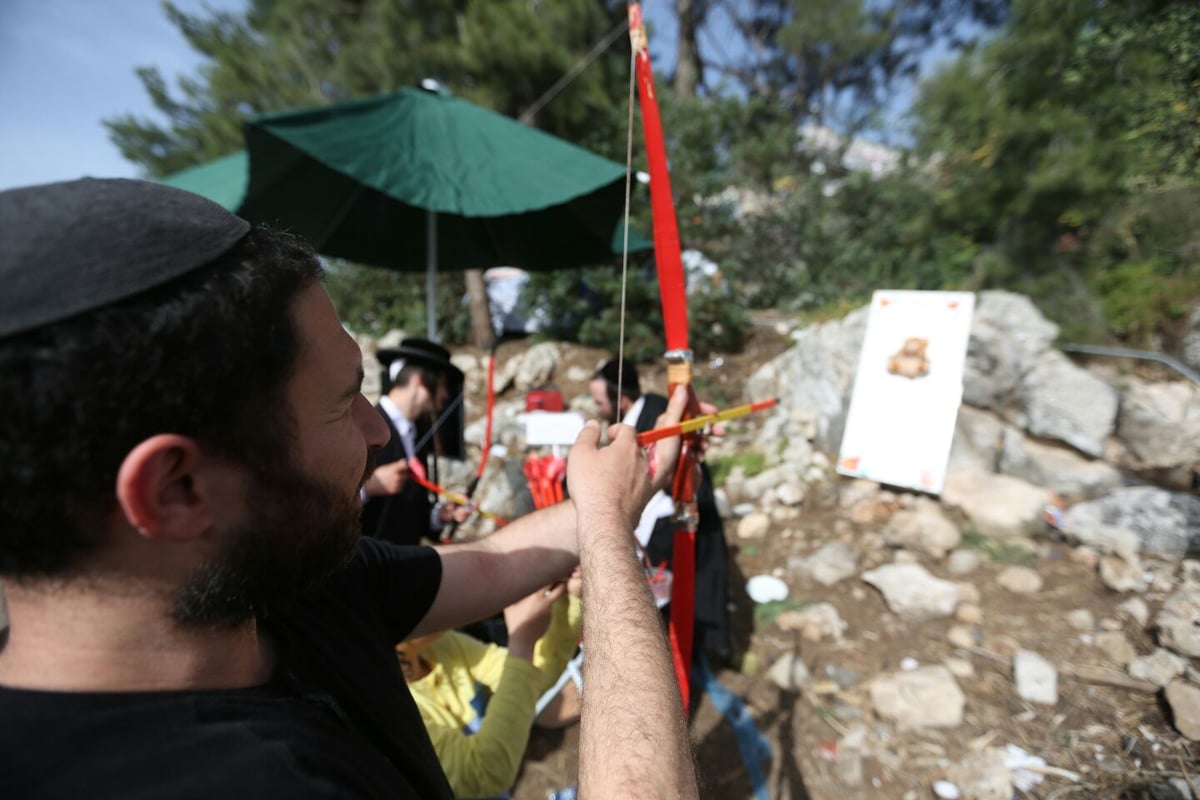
360,406,434,547
635,393,732,660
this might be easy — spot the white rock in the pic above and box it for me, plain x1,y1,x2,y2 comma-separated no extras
945,747,1012,800
1066,609,1095,631
1182,560,1200,585
948,549,982,576
1157,586,1200,658
997,565,1043,595
1070,524,1141,560
956,604,983,624
747,306,869,451
1184,304,1200,371
1099,554,1146,593
497,342,561,393
731,502,756,518
1014,649,1058,705
1065,487,1200,558
1166,679,1200,740
1116,597,1150,629
933,780,962,800
957,582,981,604
1128,648,1187,687
948,625,977,649
948,405,1008,474
869,666,966,730
1019,350,1118,457
862,563,961,620
775,481,806,507
942,470,1048,539
944,657,975,679
767,652,810,692
1094,632,1137,666
884,499,962,559
963,291,1059,413
796,541,858,586
999,428,1122,502
1117,379,1200,470
776,602,847,643
737,512,771,540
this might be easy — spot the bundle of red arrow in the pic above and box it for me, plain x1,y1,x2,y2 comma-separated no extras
523,453,567,510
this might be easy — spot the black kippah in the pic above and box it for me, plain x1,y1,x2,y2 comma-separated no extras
0,178,250,338
596,357,640,397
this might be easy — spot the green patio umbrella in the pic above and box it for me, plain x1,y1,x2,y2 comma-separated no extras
160,151,248,212
232,85,642,338
161,147,652,255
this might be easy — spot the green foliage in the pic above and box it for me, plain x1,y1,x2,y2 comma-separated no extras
960,529,1038,566
708,452,768,487
753,597,814,627
912,0,1200,347
323,261,473,341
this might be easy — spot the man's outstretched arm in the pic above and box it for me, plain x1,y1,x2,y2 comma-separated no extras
413,390,691,641
568,413,699,800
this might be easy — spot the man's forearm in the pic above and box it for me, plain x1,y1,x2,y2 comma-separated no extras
577,511,698,800
412,500,578,637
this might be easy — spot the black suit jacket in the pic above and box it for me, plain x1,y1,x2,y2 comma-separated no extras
360,406,434,547
635,393,731,659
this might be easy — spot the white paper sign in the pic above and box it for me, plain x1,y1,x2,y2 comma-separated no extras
523,411,586,446
837,290,975,493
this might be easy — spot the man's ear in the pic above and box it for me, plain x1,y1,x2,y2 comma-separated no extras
115,435,215,542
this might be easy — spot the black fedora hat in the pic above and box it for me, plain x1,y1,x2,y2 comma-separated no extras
376,338,464,384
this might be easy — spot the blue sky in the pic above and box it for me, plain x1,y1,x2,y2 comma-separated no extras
0,0,242,190
0,1,941,192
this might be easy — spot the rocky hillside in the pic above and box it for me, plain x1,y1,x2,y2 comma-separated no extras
362,291,1200,798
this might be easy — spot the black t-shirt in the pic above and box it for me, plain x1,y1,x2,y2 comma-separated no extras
0,539,454,799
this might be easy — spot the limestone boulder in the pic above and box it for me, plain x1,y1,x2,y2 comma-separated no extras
1019,350,1118,458
942,470,1048,539
963,291,1059,413
999,429,1121,502
1065,487,1200,557
747,305,869,452
883,498,962,559
1117,379,1200,470
870,666,966,730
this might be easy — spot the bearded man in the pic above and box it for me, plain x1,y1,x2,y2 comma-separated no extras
0,179,698,800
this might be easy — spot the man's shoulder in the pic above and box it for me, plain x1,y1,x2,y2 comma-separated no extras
635,393,669,432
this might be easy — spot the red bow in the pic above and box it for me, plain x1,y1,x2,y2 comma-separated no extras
628,2,704,712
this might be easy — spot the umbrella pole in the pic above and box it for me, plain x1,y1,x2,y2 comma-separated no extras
426,209,438,341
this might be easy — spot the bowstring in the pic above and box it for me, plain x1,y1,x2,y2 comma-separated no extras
617,47,636,405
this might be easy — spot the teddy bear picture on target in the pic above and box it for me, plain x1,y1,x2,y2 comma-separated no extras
887,337,931,379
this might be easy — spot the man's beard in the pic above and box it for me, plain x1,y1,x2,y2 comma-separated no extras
171,456,369,628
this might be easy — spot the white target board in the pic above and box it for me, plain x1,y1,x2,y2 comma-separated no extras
836,290,975,493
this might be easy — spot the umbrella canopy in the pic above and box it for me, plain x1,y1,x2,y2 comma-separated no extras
160,147,654,254
160,150,248,211
238,86,633,273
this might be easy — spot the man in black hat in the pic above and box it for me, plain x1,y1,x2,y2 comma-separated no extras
0,179,699,799
361,338,471,546
589,358,733,665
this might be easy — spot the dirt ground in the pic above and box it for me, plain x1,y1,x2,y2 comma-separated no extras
445,328,1198,800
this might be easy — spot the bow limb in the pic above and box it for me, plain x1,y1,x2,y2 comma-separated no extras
628,2,702,713
443,340,498,541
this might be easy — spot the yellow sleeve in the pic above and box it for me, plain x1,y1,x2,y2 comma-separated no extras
422,655,543,798
531,594,583,695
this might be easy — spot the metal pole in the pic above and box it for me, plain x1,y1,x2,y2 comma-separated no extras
426,209,438,341
1060,343,1200,386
